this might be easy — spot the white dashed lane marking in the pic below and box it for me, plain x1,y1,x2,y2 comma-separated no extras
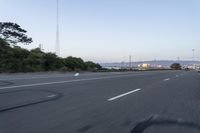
108,88,141,101
47,94,56,98
163,78,170,81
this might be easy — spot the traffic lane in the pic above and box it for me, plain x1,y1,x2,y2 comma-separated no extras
84,72,200,133
58,71,200,133
110,71,200,133
0,71,168,80
0,71,149,81
0,72,197,132
0,71,173,88
0,71,139,80
0,70,177,112
0,71,193,133
0,70,188,114
0,72,74,79
0,71,114,80
0,70,187,113
47,70,185,102
0,71,184,92
132,71,200,133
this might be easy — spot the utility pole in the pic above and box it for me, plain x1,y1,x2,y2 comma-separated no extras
124,56,127,68
55,0,60,56
129,55,132,69
192,49,196,69
192,49,195,61
177,57,180,62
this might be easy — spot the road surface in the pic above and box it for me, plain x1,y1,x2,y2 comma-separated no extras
0,71,200,133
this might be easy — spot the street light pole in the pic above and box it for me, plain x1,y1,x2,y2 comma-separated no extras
177,57,180,63
129,55,132,68
192,49,195,61
192,49,196,69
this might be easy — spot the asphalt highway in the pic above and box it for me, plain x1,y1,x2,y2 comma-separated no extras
0,71,200,133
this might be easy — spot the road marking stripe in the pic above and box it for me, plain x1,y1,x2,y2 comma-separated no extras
0,72,152,81
163,78,170,81
0,75,73,81
47,94,56,98
0,74,142,90
108,88,141,101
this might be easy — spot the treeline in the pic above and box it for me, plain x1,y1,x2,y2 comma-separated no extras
0,38,102,73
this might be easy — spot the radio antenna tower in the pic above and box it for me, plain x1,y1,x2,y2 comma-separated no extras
55,0,60,56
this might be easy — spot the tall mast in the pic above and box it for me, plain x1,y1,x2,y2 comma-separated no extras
56,0,60,56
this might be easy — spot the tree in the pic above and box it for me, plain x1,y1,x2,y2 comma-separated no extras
27,48,44,71
0,36,103,73
170,63,182,70
5,46,30,72
0,22,32,44
0,38,30,72
85,61,102,70
0,38,10,57
64,56,86,71
0,38,11,72
43,53,64,71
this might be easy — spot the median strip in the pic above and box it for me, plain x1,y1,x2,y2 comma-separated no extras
108,88,141,101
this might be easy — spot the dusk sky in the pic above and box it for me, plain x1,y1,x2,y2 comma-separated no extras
0,0,200,63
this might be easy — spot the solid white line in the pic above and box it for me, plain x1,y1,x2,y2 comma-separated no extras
0,74,143,90
0,75,75,81
0,71,159,81
108,88,141,101
163,78,170,81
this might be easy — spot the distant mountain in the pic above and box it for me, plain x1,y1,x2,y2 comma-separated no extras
100,60,200,68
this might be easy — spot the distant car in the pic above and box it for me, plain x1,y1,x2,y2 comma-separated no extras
198,69,200,73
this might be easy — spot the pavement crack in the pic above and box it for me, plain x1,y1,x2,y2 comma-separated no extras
0,89,62,112
0,80,14,87
78,125,93,132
